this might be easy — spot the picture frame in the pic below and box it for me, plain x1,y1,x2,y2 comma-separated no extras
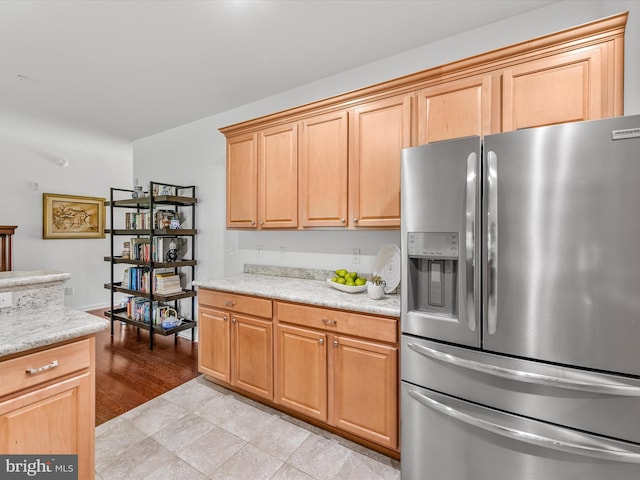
153,184,176,196
43,193,106,239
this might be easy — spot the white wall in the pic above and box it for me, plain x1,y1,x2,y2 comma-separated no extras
0,112,132,309
134,0,640,285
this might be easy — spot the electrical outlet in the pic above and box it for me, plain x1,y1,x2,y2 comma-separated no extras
257,244,263,256
0,292,13,309
64,287,74,296
352,248,360,264
280,246,286,256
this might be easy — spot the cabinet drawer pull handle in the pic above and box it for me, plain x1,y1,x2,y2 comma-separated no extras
322,318,337,326
319,338,324,345
26,360,59,375
224,300,235,307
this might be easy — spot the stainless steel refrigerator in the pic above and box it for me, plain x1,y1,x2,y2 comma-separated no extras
400,115,640,480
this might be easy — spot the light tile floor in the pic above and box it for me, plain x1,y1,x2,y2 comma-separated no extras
95,375,401,479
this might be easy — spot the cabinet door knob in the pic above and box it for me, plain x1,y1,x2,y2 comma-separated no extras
251,220,255,226
353,218,359,223
340,218,345,223
232,317,237,323
318,338,324,345
260,220,264,226
223,316,228,321
333,340,339,347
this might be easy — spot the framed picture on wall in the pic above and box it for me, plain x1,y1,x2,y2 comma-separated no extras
43,193,106,239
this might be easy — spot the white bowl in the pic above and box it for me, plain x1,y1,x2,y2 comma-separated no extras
326,279,367,293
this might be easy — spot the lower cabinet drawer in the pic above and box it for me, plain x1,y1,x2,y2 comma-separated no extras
198,289,272,319
0,339,91,398
275,301,397,343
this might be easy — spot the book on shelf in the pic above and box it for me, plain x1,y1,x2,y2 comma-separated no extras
155,209,178,229
122,268,129,288
124,296,173,325
130,237,151,261
125,211,151,230
153,272,183,294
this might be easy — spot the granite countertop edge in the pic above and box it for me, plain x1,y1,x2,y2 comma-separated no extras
0,307,109,358
0,270,72,289
194,273,400,318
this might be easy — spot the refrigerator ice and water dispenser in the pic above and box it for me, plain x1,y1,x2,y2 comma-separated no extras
407,232,458,317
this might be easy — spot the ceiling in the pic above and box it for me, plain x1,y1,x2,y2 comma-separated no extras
0,0,560,141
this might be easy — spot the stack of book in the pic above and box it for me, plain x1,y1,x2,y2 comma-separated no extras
130,238,151,261
154,272,182,294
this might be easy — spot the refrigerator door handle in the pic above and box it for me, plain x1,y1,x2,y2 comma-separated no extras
465,152,477,332
486,151,498,334
408,389,640,464
407,342,640,396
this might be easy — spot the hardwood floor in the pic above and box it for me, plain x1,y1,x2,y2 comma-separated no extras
88,308,199,426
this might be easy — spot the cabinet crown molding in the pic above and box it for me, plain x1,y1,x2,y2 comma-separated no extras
219,11,627,137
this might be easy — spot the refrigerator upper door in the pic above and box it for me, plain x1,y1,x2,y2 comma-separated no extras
483,115,640,375
401,136,481,347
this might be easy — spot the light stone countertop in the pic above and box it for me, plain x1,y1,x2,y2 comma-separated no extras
0,270,71,288
194,273,400,317
0,306,108,357
0,270,108,358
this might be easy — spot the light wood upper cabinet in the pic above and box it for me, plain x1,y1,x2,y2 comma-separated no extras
502,41,622,131
258,122,298,229
417,74,500,144
226,132,258,228
299,111,348,227
349,94,412,228
221,13,626,230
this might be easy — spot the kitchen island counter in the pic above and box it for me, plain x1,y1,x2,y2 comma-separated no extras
0,270,108,358
194,272,400,318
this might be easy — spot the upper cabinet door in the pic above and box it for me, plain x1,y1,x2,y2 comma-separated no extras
258,122,298,229
502,42,620,131
226,133,258,228
299,111,348,228
349,94,412,229
417,74,499,144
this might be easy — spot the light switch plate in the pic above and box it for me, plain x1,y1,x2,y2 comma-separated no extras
0,292,13,308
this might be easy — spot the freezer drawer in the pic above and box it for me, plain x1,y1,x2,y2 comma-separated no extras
401,382,640,480
402,335,640,444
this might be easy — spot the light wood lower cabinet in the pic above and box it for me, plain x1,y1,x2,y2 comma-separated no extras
0,337,96,480
331,335,397,448
274,301,399,450
198,290,274,400
274,323,327,420
198,289,400,453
